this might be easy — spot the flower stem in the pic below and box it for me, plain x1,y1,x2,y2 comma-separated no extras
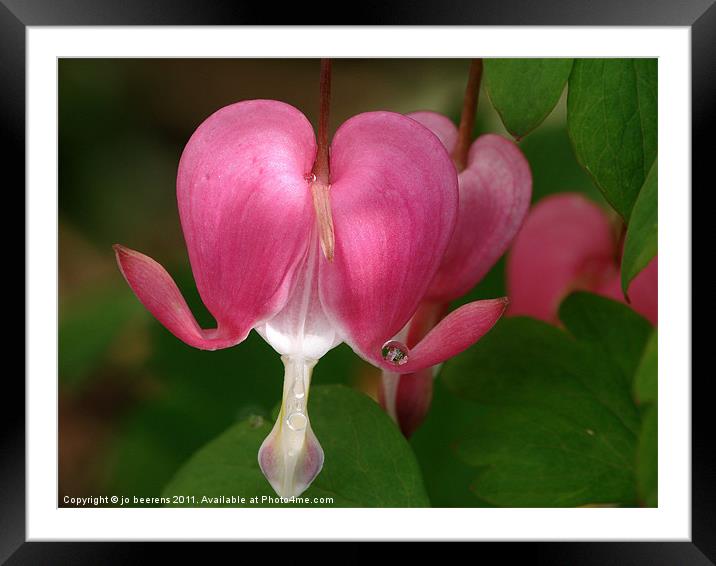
311,58,335,262
313,59,332,187
452,59,483,172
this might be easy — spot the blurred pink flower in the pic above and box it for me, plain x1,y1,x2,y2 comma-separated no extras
114,100,507,496
379,111,532,437
506,193,657,325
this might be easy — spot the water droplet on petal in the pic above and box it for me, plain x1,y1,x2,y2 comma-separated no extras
293,377,305,399
381,340,409,366
304,173,317,183
286,412,308,432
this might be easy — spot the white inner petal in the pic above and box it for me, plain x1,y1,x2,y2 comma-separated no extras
258,356,324,498
256,230,341,360
254,229,340,498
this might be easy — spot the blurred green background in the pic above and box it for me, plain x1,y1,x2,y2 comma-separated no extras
58,58,604,506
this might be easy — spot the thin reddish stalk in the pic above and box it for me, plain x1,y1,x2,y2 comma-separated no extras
313,59,332,186
452,59,483,172
311,59,335,261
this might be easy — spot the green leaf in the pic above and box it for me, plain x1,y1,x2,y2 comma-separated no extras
442,317,640,507
410,379,495,507
518,124,605,205
162,385,430,507
567,59,657,220
622,159,658,294
484,58,573,139
633,328,657,507
636,405,658,507
559,292,653,384
633,330,658,405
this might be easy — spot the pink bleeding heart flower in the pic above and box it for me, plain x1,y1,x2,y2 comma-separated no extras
114,94,509,497
506,193,657,325
378,109,532,437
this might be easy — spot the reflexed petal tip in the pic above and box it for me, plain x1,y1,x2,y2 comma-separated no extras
373,297,509,374
113,244,245,350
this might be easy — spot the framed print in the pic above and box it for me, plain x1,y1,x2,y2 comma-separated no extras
7,0,708,562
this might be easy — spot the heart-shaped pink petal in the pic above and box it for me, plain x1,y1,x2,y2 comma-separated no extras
427,134,532,301
177,99,317,340
407,111,459,154
410,110,533,304
114,245,244,349
318,111,459,364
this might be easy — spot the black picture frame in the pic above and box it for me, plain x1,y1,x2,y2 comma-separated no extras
7,0,708,562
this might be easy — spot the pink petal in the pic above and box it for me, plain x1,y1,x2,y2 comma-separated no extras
318,111,459,363
405,301,450,348
426,134,532,302
114,245,244,350
506,194,616,323
177,99,317,339
407,111,459,154
395,367,434,437
379,367,434,438
375,298,508,373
